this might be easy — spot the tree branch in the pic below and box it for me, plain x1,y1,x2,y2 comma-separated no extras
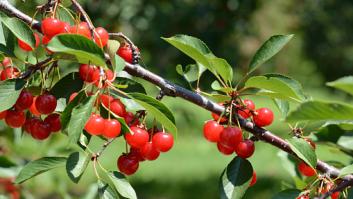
315,180,353,199
2,0,353,184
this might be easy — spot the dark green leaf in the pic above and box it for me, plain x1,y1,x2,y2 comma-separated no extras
0,12,35,48
67,93,97,144
66,152,91,183
0,156,16,168
128,92,177,136
98,179,120,199
327,76,353,96
286,137,317,168
272,189,301,199
338,164,353,178
286,101,353,122
219,157,253,199
113,77,146,94
15,157,67,184
0,79,25,112
248,34,293,74
50,72,84,100
273,99,290,118
61,91,86,130
108,171,137,199
245,74,305,102
316,124,347,143
47,34,106,67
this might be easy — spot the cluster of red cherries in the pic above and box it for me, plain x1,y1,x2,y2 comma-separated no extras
202,99,274,187
0,177,19,199
0,58,60,140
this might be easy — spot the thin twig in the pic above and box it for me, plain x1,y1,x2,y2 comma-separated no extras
19,58,53,79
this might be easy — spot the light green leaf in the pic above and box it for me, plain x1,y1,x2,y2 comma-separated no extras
98,180,120,199
176,64,199,82
66,152,91,183
15,157,67,184
128,92,177,137
327,76,353,96
0,23,5,45
286,101,353,122
245,74,305,102
67,93,97,144
337,132,353,150
0,12,35,48
272,189,301,199
286,137,317,168
338,164,353,178
211,81,234,93
107,40,125,72
273,99,290,118
207,56,233,83
0,79,25,112
219,157,253,199
248,34,293,74
47,34,106,67
108,171,137,199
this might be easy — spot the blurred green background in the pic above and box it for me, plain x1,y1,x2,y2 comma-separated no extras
1,0,352,198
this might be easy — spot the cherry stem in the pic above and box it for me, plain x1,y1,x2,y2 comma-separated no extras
315,180,353,199
3,0,353,184
70,0,95,39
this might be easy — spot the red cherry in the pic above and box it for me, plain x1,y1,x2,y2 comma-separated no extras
152,132,174,152
110,99,126,117
250,171,257,186
117,154,139,175
35,93,57,114
105,69,115,82
140,142,160,160
44,113,61,132
31,120,51,140
94,27,109,47
203,120,224,142
219,127,243,149
18,33,40,51
235,139,255,159
41,18,65,37
84,113,105,135
117,45,133,63
69,22,91,39
129,148,145,162
331,192,340,199
125,126,149,148
217,142,234,155
79,64,97,83
0,110,7,120
124,112,139,126
297,161,316,177
15,90,33,111
69,92,78,103
5,110,26,128
99,94,114,108
296,195,309,199
237,99,255,119
29,97,41,116
304,138,316,149
42,35,51,45
2,57,11,67
253,108,274,127
0,67,19,81
23,117,36,133
102,119,121,138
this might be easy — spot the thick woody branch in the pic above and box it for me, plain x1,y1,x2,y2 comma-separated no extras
316,180,353,199
1,0,353,184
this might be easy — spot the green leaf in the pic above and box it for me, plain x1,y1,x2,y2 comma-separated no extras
248,34,293,74
245,74,305,102
219,157,253,199
56,7,75,25
15,157,67,184
47,34,106,67
286,137,317,168
67,93,97,144
338,164,353,178
0,156,16,168
211,81,234,93
272,189,301,199
0,23,6,45
337,132,353,150
108,171,137,199
327,76,353,96
66,152,91,183
61,91,87,130
128,92,177,136
0,79,25,112
113,77,146,94
273,99,290,118
286,101,353,122
0,12,35,48
316,124,347,143
78,131,92,151
98,180,120,199
107,40,125,72
50,72,84,100
207,57,233,83
176,64,199,83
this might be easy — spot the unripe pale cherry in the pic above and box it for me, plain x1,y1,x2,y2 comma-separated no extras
125,126,149,148
235,139,255,159
219,126,243,149
152,132,174,152
253,108,274,127
203,120,224,142
117,153,139,175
